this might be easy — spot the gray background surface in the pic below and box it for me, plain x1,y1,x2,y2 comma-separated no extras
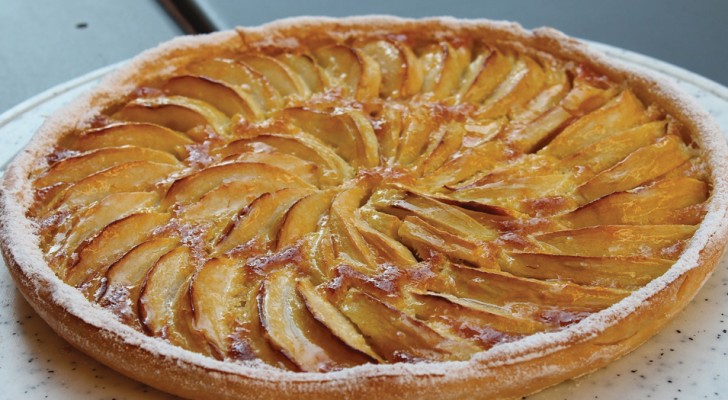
1,0,727,113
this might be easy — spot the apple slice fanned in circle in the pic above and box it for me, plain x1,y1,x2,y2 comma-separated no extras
275,53,327,93
138,246,212,355
259,268,373,371
417,41,471,100
98,237,180,329
113,96,230,141
163,75,263,121
313,44,381,100
239,54,310,99
357,38,423,98
70,122,195,159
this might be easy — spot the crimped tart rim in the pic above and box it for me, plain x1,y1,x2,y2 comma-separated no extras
1,15,727,388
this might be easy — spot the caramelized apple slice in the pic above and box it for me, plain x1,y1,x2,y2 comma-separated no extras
259,268,371,371
540,90,649,158
277,189,337,249
313,44,381,99
340,289,474,362
417,122,465,175
98,237,179,328
559,120,667,174
564,177,708,227
113,96,229,140
228,282,298,369
418,41,471,99
163,162,314,208
36,146,179,188
398,216,497,269
475,55,546,118
71,122,194,158
240,54,309,98
535,225,697,259
394,107,439,166
226,151,320,186
138,246,211,354
52,192,159,259
419,140,510,188
376,189,498,241
163,75,263,120
459,48,514,104
219,132,353,186
452,172,578,214
282,107,379,168
577,135,693,202
275,53,326,93
409,290,545,341
358,38,423,98
428,263,630,311
501,253,672,290
328,185,379,269
297,279,382,362
41,161,178,215
65,212,170,290
190,257,248,357
215,188,312,254
354,217,418,269
187,58,283,113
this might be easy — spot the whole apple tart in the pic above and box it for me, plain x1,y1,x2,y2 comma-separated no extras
2,16,727,400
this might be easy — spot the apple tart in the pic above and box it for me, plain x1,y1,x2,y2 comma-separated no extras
2,16,728,400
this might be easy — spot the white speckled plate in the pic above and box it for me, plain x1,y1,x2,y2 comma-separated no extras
1,43,727,400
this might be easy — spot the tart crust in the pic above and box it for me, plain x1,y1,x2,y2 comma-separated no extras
2,16,728,399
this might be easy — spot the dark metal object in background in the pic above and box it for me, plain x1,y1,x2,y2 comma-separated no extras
158,0,218,34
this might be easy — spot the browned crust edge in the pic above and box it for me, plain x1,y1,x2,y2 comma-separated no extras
1,16,727,400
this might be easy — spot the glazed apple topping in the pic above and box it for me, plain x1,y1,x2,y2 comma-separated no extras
29,34,710,372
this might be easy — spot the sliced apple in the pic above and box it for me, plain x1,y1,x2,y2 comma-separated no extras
71,122,194,158
276,189,337,249
340,289,475,362
534,224,697,259
577,135,693,203
138,246,211,355
328,185,380,269
474,55,546,119
540,90,649,158
313,44,381,99
65,212,170,291
113,96,229,140
190,257,248,357
218,132,353,186
564,177,708,227
227,281,298,369
51,192,159,261
458,48,514,104
508,62,570,124
42,161,178,215
358,38,423,98
36,146,179,188
215,188,312,254
275,53,326,93
418,41,471,99
240,54,309,98
296,279,382,362
559,120,667,175
259,268,372,371
409,290,545,340
163,75,263,121
163,161,314,208
452,172,577,214
225,151,320,187
416,122,465,175
428,263,630,311
97,237,179,329
398,216,497,269
501,252,672,290
187,58,283,113
395,107,439,166
420,139,511,188
281,107,379,168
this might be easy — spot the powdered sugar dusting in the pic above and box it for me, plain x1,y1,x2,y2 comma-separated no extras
1,15,727,398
